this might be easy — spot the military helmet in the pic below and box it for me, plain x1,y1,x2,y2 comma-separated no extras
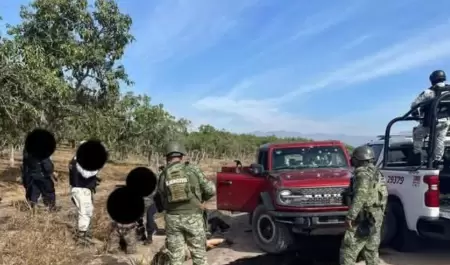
164,141,186,157
430,70,446,85
351,145,375,161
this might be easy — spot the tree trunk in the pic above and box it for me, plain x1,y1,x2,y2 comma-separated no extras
9,144,15,167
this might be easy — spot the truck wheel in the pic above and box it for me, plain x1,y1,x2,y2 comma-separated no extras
380,203,397,247
252,204,293,254
390,202,420,252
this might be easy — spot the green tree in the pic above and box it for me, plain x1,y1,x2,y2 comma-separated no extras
0,0,353,167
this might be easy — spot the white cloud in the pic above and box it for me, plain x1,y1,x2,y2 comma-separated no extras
342,34,372,50
277,21,450,102
133,0,259,65
193,22,450,135
287,4,360,42
193,94,418,136
194,2,363,98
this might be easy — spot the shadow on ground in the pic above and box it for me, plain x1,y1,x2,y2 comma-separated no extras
223,235,341,265
217,211,450,265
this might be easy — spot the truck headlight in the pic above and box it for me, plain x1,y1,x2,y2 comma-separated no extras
279,190,292,197
278,190,292,204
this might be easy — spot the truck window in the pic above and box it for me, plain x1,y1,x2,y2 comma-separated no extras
258,150,268,171
386,146,414,167
368,144,383,162
271,146,348,170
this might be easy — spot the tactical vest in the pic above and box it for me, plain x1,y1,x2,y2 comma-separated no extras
346,166,387,209
421,85,450,127
159,162,202,214
369,168,388,210
161,162,193,203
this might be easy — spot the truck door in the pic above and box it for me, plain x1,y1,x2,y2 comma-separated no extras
216,149,268,212
216,172,266,212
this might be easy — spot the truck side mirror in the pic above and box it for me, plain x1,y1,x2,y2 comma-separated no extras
250,163,264,175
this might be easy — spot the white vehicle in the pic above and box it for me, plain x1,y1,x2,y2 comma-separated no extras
366,93,450,252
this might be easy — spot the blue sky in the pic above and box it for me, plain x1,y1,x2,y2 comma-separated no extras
3,0,450,136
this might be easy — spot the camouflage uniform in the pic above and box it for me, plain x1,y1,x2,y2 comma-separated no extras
340,146,388,265
159,141,216,265
412,70,450,162
107,222,138,254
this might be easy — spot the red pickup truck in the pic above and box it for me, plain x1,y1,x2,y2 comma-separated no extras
216,141,352,253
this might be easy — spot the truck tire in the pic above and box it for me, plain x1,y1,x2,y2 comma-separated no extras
380,203,397,247
252,204,293,254
390,202,420,252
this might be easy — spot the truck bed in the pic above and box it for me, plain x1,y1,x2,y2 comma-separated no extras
440,204,450,220
439,170,450,219
439,170,450,194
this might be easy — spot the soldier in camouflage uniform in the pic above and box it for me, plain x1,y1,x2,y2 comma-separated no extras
411,70,450,166
158,141,216,265
340,145,388,265
107,221,138,254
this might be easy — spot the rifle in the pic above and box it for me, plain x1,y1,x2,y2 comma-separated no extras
342,177,354,206
355,210,376,238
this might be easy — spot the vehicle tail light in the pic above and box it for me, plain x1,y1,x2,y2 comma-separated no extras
424,175,440,207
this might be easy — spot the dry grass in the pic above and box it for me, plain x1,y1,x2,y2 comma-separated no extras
0,209,93,265
0,147,249,265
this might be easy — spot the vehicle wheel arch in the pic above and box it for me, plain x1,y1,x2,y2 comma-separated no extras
250,192,275,225
381,195,402,246
388,195,403,207
387,195,420,252
251,203,293,253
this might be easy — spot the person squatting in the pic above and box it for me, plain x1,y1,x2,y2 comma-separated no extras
107,184,160,253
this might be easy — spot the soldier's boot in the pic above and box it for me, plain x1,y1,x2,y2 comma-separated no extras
143,230,155,245
143,237,153,245
76,231,94,247
137,226,146,242
106,240,121,254
125,243,137,254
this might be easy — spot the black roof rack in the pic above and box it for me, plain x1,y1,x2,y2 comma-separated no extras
376,134,412,140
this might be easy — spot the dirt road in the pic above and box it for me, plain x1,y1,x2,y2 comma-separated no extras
201,212,450,265
110,209,450,265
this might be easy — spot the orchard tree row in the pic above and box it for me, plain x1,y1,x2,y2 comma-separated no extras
0,0,351,165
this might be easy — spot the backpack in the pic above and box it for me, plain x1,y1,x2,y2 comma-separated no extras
161,162,194,203
370,167,388,209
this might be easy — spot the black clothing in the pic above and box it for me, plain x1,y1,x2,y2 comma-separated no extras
22,150,55,206
68,158,98,190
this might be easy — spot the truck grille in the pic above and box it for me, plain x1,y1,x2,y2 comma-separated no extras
286,187,346,207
